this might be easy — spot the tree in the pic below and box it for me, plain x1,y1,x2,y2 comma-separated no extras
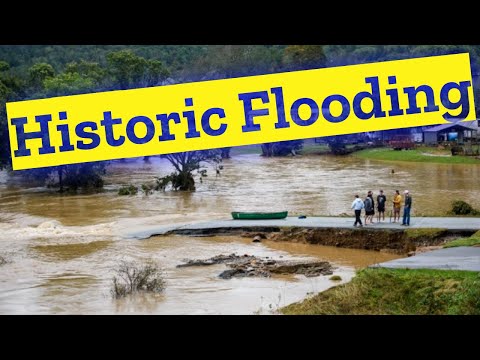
188,45,285,80
145,59,170,87
0,80,9,99
43,72,95,96
107,50,146,89
156,150,222,191
0,61,9,72
28,62,55,90
261,140,303,157
0,104,10,170
106,50,169,89
19,162,107,192
220,147,231,159
283,45,326,70
65,60,107,85
0,61,22,170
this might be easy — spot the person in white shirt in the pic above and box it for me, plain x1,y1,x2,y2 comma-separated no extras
351,194,365,227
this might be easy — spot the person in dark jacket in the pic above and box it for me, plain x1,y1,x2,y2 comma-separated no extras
364,191,375,225
377,190,387,222
402,190,413,226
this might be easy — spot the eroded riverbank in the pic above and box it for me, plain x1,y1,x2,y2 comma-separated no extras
154,221,477,255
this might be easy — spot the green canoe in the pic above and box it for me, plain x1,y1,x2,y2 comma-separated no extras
231,211,288,220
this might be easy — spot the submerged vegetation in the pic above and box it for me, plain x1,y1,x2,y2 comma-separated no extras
111,260,166,298
261,140,304,157
17,163,107,192
156,150,223,191
282,268,480,315
118,185,138,196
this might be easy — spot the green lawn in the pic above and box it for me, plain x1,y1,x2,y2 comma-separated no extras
404,228,446,241
444,230,480,248
354,147,480,164
282,268,480,315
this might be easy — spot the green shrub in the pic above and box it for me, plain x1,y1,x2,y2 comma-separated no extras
449,200,479,215
118,185,138,196
111,260,166,298
141,183,155,195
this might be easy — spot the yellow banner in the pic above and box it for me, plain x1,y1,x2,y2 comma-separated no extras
6,53,476,170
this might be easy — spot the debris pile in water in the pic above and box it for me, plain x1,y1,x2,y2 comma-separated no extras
177,253,334,279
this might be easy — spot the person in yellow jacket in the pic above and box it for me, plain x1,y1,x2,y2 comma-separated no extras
393,190,402,223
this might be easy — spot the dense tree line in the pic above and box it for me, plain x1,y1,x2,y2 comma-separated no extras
1,45,478,191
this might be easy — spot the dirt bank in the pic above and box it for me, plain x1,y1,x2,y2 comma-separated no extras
260,227,474,254
164,226,476,255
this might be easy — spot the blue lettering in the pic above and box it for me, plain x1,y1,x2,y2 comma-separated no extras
271,87,290,129
353,76,387,120
440,81,472,121
238,91,270,132
76,122,100,150
126,116,155,144
404,85,440,115
386,76,404,116
322,95,350,123
157,112,181,141
57,110,73,152
183,98,201,139
290,98,319,126
56,124,74,152
100,111,125,147
11,114,55,157
201,108,227,136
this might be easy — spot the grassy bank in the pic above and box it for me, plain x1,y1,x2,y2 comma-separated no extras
354,147,480,164
282,268,480,315
445,230,480,248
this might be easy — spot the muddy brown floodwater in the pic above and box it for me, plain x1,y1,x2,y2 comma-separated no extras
0,154,478,314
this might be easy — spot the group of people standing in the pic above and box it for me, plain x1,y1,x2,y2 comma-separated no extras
351,189,413,227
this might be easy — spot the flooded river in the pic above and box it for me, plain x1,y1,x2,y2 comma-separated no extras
0,153,478,314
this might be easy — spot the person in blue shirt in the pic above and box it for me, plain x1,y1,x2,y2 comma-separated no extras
402,190,413,226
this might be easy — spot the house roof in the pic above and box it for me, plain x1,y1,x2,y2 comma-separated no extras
423,121,478,133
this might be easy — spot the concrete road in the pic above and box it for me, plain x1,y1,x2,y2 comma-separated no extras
373,246,480,271
124,216,480,239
